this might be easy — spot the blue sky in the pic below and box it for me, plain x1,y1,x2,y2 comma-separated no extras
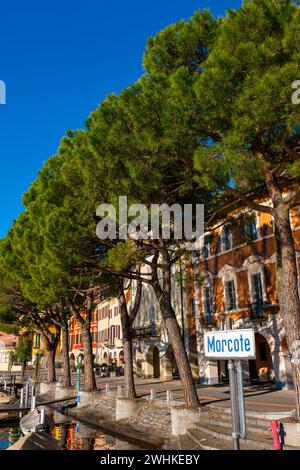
0,0,241,238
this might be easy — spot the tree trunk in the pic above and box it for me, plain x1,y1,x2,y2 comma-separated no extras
122,337,136,398
160,298,200,407
273,201,300,418
82,327,96,392
152,249,200,408
118,289,136,398
118,275,142,399
61,323,71,388
46,347,56,383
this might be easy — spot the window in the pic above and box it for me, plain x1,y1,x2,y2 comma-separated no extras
225,280,236,311
35,334,40,349
203,238,210,259
245,214,258,241
190,298,196,317
252,273,263,304
221,225,232,251
203,286,212,314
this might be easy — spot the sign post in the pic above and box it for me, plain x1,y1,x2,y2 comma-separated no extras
77,355,82,407
204,328,255,450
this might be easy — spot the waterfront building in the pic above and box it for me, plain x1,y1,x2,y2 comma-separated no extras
191,203,300,389
32,327,62,368
0,332,21,372
68,309,98,369
131,262,198,380
95,297,123,366
68,296,123,368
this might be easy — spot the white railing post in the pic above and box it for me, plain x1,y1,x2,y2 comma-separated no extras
40,407,45,425
31,395,36,412
20,388,24,409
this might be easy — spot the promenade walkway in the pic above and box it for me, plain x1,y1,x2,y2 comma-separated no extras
94,376,296,413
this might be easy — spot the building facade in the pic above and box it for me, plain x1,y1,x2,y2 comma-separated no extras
68,297,124,368
191,204,300,389
0,332,21,372
69,309,98,369
96,297,123,366
131,263,198,380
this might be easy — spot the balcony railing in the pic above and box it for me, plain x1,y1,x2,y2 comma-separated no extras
249,301,267,320
132,324,160,340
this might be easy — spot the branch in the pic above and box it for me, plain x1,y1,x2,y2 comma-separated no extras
68,300,85,327
284,185,300,207
223,186,273,215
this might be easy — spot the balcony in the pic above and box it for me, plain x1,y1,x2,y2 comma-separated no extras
132,324,160,340
249,301,267,320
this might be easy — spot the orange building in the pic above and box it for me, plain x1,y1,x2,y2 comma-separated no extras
189,203,300,389
68,309,98,369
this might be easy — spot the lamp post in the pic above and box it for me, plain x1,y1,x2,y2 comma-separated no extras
77,354,83,407
179,257,185,346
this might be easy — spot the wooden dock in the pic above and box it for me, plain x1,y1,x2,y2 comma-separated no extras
0,395,76,413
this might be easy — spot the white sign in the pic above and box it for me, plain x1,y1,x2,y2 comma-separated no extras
204,329,256,360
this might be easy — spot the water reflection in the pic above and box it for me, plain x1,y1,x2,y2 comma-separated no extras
51,413,143,450
0,413,143,451
0,425,21,449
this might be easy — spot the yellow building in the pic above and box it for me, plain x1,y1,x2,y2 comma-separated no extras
32,326,62,365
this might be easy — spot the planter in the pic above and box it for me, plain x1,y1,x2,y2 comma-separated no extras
115,397,136,421
171,406,201,436
282,421,300,447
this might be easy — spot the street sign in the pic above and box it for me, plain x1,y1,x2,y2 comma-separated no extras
204,328,256,360
204,326,255,450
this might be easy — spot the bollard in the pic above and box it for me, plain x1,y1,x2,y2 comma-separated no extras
270,420,281,450
166,390,173,402
105,383,110,393
4,380,7,391
150,388,155,400
40,408,45,425
117,385,122,397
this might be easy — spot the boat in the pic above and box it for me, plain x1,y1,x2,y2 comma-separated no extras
19,408,54,435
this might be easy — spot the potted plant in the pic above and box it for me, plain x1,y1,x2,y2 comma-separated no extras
108,362,117,377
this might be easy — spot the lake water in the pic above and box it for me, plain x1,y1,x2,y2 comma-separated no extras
0,412,144,450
